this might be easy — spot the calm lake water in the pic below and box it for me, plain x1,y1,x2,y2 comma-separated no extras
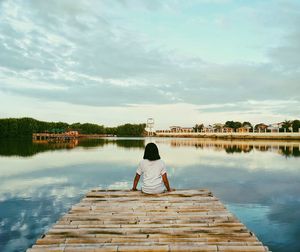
0,137,300,252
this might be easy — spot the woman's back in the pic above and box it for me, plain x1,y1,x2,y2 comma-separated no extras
136,159,166,194
132,142,172,194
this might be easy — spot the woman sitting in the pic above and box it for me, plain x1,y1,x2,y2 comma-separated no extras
132,142,172,194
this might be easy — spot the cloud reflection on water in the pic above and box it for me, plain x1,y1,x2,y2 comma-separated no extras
0,137,299,251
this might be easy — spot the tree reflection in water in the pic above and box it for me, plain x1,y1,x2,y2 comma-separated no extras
165,138,300,157
0,137,299,252
0,138,146,157
0,137,299,157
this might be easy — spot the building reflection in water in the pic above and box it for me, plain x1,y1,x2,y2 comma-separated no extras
33,139,79,149
156,138,300,157
1,137,299,158
0,138,146,157
33,138,146,150
0,137,300,252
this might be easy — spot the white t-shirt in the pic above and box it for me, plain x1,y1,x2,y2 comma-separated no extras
136,159,167,194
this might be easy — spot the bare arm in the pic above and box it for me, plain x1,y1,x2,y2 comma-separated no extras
132,173,140,191
162,173,171,192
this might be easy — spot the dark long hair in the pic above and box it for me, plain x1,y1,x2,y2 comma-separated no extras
143,143,161,161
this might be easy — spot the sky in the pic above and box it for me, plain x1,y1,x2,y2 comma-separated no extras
0,0,299,128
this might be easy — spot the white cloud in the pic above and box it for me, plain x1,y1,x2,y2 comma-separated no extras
108,181,131,190
0,0,299,124
0,177,68,199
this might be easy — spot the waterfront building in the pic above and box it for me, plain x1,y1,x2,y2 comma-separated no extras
223,127,234,133
203,125,214,133
267,122,284,132
237,126,251,133
170,126,181,132
255,123,269,132
65,131,79,136
169,126,194,133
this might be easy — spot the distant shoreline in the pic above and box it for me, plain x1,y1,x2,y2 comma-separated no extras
154,132,300,140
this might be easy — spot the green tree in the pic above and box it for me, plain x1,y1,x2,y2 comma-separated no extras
0,118,147,137
105,127,117,135
225,121,234,128
292,120,300,132
242,121,252,128
193,123,204,132
116,123,146,137
282,120,293,132
224,121,242,132
79,123,105,134
213,123,223,132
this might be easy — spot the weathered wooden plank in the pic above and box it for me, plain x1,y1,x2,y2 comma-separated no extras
169,245,218,252
117,245,169,252
27,189,268,251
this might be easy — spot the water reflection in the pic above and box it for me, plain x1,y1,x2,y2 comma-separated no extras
0,137,299,157
73,138,145,149
163,138,300,157
0,138,145,157
0,137,299,252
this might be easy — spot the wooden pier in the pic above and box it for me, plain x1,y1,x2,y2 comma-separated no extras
32,133,113,141
27,189,269,252
32,133,78,141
